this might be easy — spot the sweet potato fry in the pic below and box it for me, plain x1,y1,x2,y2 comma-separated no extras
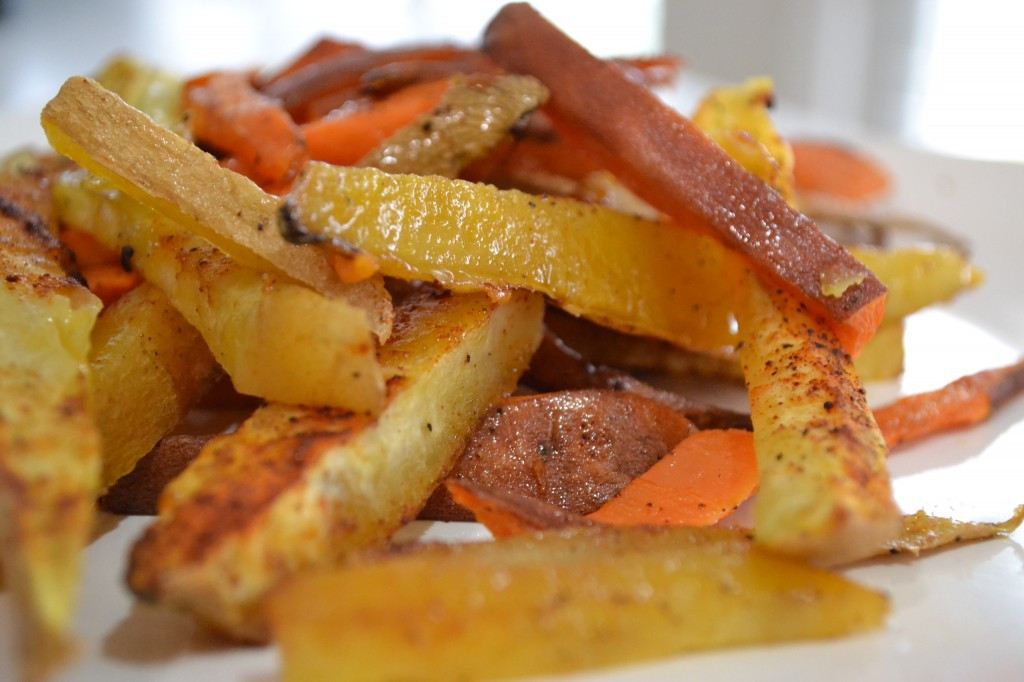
587,429,758,527
792,139,891,202
874,358,1024,449
420,389,694,521
184,71,308,189
263,45,490,121
302,78,451,166
445,480,590,538
98,434,212,515
523,327,751,430
483,3,886,356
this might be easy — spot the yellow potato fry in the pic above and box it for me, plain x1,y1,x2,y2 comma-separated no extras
55,170,386,413
127,290,544,640
89,282,220,492
285,162,750,355
740,280,900,564
268,525,888,682
0,178,102,677
851,244,983,321
40,76,394,341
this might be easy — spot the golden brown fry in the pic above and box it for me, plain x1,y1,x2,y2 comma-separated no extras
89,282,220,492
882,505,1024,558
0,172,102,678
40,76,394,341
267,525,888,682
285,162,750,355
739,280,900,564
358,74,548,177
128,290,544,640
55,171,386,413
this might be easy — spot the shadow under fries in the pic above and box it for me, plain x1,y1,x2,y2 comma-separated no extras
103,600,248,663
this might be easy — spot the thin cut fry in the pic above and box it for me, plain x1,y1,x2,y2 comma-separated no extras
587,429,758,527
874,358,1024,449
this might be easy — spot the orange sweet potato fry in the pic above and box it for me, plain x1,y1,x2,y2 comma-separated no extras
875,358,1024,449
792,139,891,203
184,71,309,188
483,3,886,356
302,79,451,167
587,429,758,527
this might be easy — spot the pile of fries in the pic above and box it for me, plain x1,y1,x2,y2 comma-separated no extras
2,3,1022,680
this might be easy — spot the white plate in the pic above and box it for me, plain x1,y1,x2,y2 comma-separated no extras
1,101,1023,682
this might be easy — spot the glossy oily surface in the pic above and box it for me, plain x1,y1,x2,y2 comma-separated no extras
2,92,1024,680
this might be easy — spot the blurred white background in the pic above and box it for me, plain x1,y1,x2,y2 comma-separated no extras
1,0,1022,163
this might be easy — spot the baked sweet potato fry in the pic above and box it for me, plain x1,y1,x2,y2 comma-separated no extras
874,357,1024,449
483,3,886,356
420,389,694,521
184,71,308,189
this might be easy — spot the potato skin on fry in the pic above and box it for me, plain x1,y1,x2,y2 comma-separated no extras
421,389,694,520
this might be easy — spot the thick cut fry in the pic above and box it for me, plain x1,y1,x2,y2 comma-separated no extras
739,281,899,564
420,389,695,521
55,170,386,413
41,76,394,343
127,290,544,640
267,525,888,682
89,282,220,492
284,163,750,354
358,74,548,177
874,358,1024,449
0,176,103,677
587,429,758,527
483,3,887,356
